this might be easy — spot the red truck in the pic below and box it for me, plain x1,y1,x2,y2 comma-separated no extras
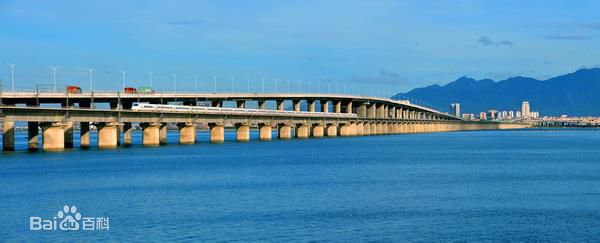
66,85,82,94
123,87,137,94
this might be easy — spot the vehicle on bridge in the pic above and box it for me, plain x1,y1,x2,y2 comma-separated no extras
137,87,155,94
123,87,137,94
131,103,359,118
66,85,82,94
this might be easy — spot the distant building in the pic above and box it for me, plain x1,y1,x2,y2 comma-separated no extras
516,111,522,118
488,110,498,120
450,103,461,117
479,112,487,120
521,101,531,118
501,111,508,120
509,110,515,119
462,113,475,120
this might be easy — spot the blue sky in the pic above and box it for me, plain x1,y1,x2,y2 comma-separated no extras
0,0,599,94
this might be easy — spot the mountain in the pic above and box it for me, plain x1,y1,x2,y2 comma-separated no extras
392,68,600,116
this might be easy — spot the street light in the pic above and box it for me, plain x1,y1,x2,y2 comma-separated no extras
86,68,94,92
212,75,217,93
121,71,126,91
49,66,58,92
7,63,15,92
147,72,153,87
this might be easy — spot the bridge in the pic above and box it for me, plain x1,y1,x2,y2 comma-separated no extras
0,91,529,152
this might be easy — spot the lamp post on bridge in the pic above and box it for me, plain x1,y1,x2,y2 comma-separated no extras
86,68,94,92
121,71,126,91
49,66,58,92
7,63,15,92
147,72,153,88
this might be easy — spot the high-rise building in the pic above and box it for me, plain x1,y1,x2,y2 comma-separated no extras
451,103,461,117
521,101,531,118
488,110,498,120
479,112,487,120
516,111,522,118
508,110,514,119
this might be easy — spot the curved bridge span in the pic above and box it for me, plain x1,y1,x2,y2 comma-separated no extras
0,92,529,152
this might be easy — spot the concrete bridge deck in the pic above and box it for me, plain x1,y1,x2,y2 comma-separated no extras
0,92,530,152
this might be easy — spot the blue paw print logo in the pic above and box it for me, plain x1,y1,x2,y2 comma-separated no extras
57,205,82,231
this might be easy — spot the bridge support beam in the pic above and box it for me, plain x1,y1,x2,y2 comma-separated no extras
321,100,329,113
41,122,64,151
334,101,342,113
355,122,364,136
295,124,310,138
123,122,132,146
276,100,285,111
376,123,383,135
370,123,377,135
80,122,90,149
311,124,324,137
293,100,301,111
97,122,118,149
278,124,292,139
3,120,15,151
159,123,168,145
363,123,371,135
236,123,250,142
339,124,353,136
326,124,337,137
178,122,196,144
308,100,317,112
28,122,39,151
209,123,225,143
259,123,272,140
141,122,160,146
358,103,367,117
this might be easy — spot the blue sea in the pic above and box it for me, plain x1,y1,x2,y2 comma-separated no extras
1,128,599,241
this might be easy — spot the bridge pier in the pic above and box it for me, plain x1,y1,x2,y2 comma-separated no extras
141,122,160,146
123,122,132,146
236,123,250,142
295,124,310,138
382,123,388,134
64,121,74,148
259,123,272,140
278,124,292,140
355,122,364,136
363,123,371,135
80,122,90,149
41,122,65,151
375,123,383,135
311,124,324,137
308,100,317,112
178,122,196,144
209,123,225,143
28,122,39,151
3,120,15,151
321,100,329,112
339,124,353,136
97,122,119,149
326,124,337,137
159,123,168,145
293,100,301,111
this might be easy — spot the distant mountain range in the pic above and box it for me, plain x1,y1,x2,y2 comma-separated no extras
392,68,600,116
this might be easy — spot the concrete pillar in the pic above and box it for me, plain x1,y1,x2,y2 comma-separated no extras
64,121,74,148
293,100,301,111
209,123,225,143
97,122,118,149
376,104,385,118
391,107,397,119
376,123,383,134
334,101,341,113
28,122,39,151
178,122,196,144
236,123,250,142
349,123,357,136
123,122,132,146
80,122,90,149
308,100,317,112
382,123,389,134
3,120,15,151
278,124,292,139
259,123,272,140
141,122,160,146
320,100,329,112
276,100,285,111
367,104,377,118
370,123,377,135
326,124,338,137
345,101,353,114
339,124,352,136
115,124,121,146
41,122,65,151
358,103,367,117
311,124,324,137
363,123,371,135
355,122,364,136
258,100,266,109
159,123,168,145
296,124,310,138
212,100,222,108
236,100,246,109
